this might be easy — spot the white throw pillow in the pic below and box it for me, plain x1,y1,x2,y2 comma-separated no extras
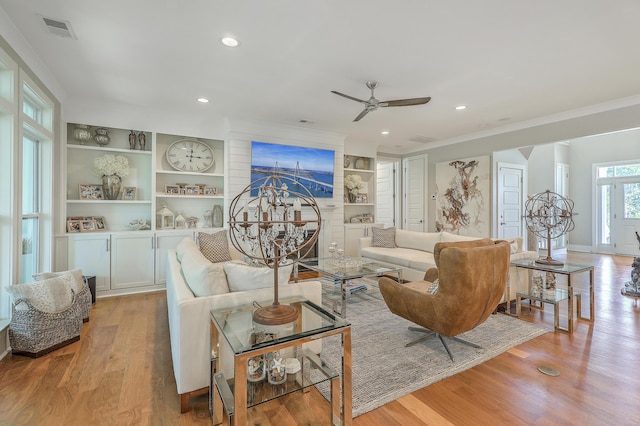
395,229,442,253
223,262,294,292
33,268,84,293
6,276,74,313
176,237,198,262
180,245,230,297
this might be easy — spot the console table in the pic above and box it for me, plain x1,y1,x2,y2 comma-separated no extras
209,296,352,425
511,259,595,333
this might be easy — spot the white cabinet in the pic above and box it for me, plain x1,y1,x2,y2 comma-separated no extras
67,232,163,296
67,233,111,292
344,223,383,257
155,231,194,285
110,233,155,290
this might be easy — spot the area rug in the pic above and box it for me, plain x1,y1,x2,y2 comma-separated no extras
312,278,549,418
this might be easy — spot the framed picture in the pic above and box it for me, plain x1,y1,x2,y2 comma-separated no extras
356,193,368,203
92,216,107,230
184,185,200,195
66,220,81,233
204,186,218,195
80,219,97,232
165,184,180,195
350,216,362,223
121,187,137,200
361,216,374,223
79,184,103,200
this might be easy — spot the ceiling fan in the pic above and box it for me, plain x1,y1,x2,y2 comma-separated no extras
331,80,431,122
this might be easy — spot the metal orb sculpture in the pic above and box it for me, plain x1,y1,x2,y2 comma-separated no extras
228,174,321,325
524,190,576,266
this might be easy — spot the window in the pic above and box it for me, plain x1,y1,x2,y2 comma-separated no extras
22,135,40,282
623,182,640,219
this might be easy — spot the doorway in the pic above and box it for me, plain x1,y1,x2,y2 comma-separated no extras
595,162,640,255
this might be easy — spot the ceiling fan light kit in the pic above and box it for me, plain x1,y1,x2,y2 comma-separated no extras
331,80,431,121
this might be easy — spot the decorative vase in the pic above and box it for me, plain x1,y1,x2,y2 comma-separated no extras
128,130,137,149
93,128,110,146
138,131,146,151
213,204,223,228
102,174,121,200
73,125,92,144
347,191,357,203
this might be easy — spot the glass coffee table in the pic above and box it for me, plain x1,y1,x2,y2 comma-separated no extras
209,296,352,425
295,257,403,318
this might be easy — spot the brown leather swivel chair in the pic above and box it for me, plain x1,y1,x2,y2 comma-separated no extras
379,239,510,361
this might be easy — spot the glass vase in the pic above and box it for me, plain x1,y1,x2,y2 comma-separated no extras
213,204,223,227
102,174,121,200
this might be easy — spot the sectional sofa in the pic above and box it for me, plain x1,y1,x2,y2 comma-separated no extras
359,229,538,300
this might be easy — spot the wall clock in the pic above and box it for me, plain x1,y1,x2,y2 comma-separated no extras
166,139,214,172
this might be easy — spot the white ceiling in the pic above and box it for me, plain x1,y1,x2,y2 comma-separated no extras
2,0,640,153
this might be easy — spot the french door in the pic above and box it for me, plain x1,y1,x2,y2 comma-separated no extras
597,175,640,255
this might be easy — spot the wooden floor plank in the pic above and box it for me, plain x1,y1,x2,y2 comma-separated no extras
1,251,639,424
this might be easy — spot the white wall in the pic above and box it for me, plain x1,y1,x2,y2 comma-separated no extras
226,120,346,256
527,143,556,196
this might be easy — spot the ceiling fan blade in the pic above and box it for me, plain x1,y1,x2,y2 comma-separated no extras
353,108,370,122
331,90,367,104
381,97,432,107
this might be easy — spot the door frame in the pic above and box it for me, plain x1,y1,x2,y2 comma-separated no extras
402,154,427,231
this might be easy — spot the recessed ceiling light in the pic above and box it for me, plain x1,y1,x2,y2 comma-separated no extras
455,105,467,110
196,97,209,103
221,37,239,47
381,130,390,135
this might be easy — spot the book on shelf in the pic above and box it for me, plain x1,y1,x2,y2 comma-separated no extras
334,279,367,294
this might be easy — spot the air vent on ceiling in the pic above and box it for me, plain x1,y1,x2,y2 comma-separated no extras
409,135,437,144
41,16,77,39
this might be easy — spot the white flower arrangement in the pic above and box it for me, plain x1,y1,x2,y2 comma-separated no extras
344,174,365,194
93,154,129,178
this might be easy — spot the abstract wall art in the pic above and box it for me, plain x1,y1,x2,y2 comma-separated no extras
435,155,490,236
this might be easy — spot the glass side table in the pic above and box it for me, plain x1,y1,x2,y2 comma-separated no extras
209,296,352,425
511,259,595,333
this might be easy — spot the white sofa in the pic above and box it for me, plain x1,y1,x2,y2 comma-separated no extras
359,229,538,300
165,242,322,412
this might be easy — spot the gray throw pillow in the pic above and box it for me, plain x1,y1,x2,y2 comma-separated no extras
371,227,397,248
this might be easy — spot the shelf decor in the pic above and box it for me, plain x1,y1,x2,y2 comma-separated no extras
157,205,175,229
93,154,129,200
344,174,365,203
228,174,321,325
73,125,92,145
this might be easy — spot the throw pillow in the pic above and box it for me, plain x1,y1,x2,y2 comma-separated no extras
176,237,198,262
33,268,85,293
223,261,294,292
180,245,230,296
6,276,74,313
371,227,397,248
198,230,232,263
427,278,439,294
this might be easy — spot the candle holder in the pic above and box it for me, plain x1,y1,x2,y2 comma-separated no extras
228,174,321,325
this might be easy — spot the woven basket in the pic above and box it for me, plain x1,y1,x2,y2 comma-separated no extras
9,292,83,357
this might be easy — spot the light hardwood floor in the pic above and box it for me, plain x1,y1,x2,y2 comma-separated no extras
1,251,639,425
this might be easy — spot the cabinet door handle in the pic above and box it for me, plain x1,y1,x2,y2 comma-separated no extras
151,237,155,250
106,239,110,252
